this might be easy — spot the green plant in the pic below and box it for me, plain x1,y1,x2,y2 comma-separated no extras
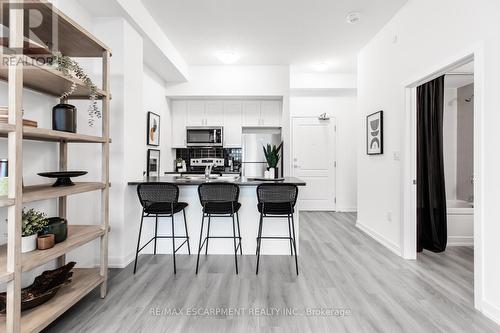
22,208,48,237
51,52,101,126
262,142,283,168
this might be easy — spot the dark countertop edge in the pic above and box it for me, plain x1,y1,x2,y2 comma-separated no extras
128,177,306,186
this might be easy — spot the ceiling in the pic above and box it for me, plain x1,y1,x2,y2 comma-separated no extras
142,0,407,72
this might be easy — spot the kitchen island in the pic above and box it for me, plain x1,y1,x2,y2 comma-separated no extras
127,176,306,255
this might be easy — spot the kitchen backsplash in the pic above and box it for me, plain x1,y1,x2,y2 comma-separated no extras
175,148,242,171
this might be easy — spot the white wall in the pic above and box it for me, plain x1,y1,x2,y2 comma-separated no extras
357,0,500,323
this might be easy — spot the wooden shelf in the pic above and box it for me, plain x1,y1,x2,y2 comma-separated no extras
0,271,13,284
0,268,104,333
0,54,108,99
23,182,105,203
0,197,14,208
0,225,105,273
0,0,111,58
0,125,106,143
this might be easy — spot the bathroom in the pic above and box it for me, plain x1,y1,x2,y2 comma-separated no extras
443,64,474,246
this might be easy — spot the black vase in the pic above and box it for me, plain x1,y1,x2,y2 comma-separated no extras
52,104,77,133
40,217,68,244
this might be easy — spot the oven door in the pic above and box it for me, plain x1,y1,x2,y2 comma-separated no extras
186,127,223,146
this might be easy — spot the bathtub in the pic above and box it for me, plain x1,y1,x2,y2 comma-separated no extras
447,200,474,246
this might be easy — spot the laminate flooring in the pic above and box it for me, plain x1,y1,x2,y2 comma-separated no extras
45,212,499,332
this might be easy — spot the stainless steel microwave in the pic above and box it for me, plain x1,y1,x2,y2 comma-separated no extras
186,126,223,147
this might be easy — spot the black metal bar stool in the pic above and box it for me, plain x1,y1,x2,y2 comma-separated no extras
196,182,242,274
256,183,299,275
134,183,191,274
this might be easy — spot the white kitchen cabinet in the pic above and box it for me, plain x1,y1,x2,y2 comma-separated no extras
171,100,187,148
260,100,282,126
205,101,224,125
187,101,205,126
242,101,261,126
242,100,282,127
223,101,242,147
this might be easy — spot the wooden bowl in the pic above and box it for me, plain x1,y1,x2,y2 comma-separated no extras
37,234,55,250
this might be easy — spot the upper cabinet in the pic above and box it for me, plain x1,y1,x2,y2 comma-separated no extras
224,101,243,147
187,101,205,126
260,100,282,127
242,100,282,127
171,98,282,148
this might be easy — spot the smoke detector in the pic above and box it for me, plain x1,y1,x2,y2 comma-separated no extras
346,12,361,24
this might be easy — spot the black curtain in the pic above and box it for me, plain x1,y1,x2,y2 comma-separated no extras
417,75,447,253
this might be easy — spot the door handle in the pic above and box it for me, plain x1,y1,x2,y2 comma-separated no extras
293,165,299,168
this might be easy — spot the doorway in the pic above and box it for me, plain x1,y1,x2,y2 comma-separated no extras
402,51,484,309
292,117,336,210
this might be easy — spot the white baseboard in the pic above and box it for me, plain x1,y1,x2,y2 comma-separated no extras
108,252,135,269
356,220,401,256
447,236,474,246
481,299,500,326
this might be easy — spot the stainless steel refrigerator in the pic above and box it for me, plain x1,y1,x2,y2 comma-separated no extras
241,128,282,178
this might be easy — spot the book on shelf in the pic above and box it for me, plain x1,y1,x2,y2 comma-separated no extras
0,115,38,127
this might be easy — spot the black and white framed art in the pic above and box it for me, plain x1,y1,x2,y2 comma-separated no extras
366,111,383,155
147,149,160,177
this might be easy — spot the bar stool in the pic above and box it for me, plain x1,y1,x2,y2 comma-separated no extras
134,183,191,274
256,183,299,275
196,183,242,274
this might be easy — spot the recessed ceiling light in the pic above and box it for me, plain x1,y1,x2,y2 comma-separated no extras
216,50,240,64
314,62,330,72
346,12,361,24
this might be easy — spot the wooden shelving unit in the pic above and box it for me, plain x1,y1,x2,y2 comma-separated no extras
0,1,111,332
0,269,104,333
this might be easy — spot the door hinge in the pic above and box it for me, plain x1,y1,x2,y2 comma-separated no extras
334,197,337,204
334,125,337,132
334,161,337,168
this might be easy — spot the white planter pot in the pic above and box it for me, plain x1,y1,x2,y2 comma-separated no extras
268,168,275,179
21,234,37,253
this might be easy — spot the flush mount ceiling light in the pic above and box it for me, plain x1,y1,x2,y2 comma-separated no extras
345,12,361,24
216,50,240,64
314,62,330,72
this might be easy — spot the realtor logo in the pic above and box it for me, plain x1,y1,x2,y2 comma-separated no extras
1,1,58,65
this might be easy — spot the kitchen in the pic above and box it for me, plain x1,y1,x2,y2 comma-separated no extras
129,97,306,267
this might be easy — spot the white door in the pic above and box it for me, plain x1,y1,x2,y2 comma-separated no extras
292,117,336,211
205,101,224,126
171,100,187,148
187,101,205,126
242,101,261,126
223,101,242,147
261,100,282,127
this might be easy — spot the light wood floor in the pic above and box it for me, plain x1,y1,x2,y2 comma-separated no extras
45,212,499,332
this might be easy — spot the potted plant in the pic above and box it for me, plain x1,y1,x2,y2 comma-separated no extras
22,208,48,253
51,52,101,127
262,142,283,179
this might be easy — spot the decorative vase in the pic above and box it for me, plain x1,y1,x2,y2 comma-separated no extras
268,167,275,179
37,234,55,250
52,104,77,133
21,234,37,253
274,167,279,179
40,217,68,244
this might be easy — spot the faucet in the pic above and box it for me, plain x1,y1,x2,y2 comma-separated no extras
204,163,215,179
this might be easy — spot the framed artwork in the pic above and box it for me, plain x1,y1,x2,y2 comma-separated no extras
147,149,160,177
366,111,383,155
147,112,160,146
